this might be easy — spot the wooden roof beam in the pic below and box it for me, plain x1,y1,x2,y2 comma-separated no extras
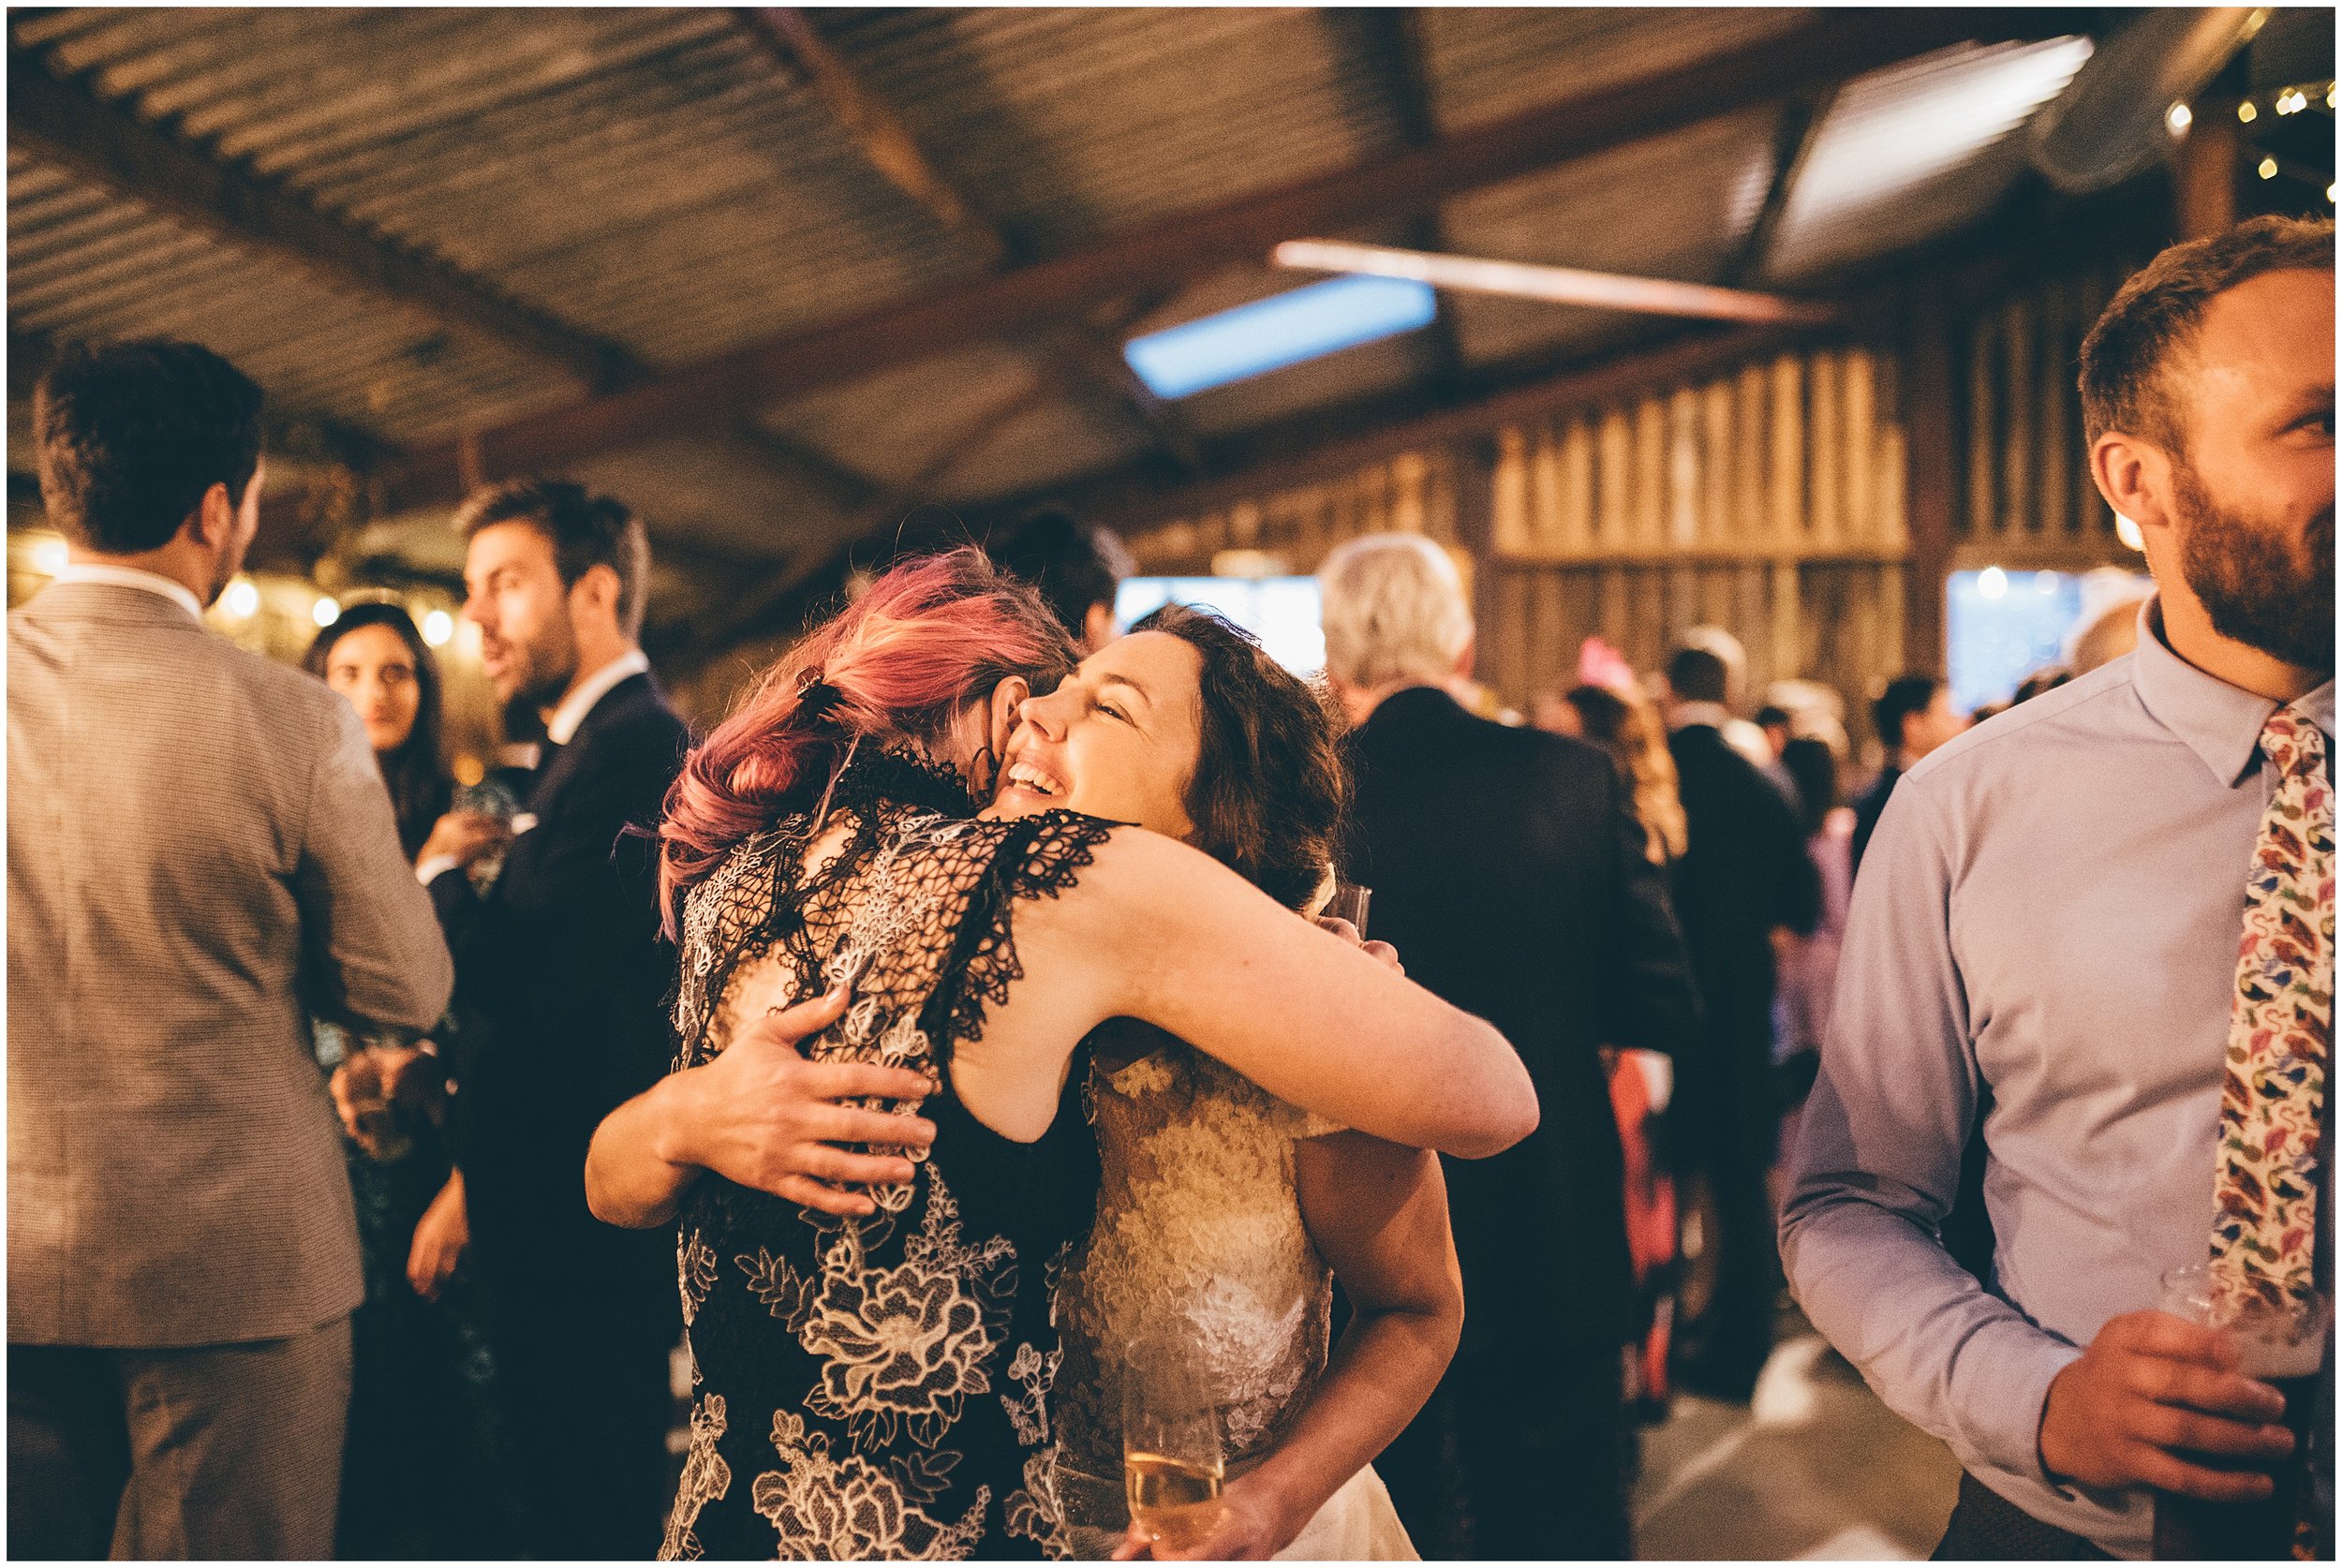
6,42,636,393
382,8,2098,508
988,181,2171,536
7,39,880,514
1342,7,1467,389
1722,86,1838,288
738,8,1202,474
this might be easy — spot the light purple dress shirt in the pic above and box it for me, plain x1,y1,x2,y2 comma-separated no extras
1782,599,2334,1557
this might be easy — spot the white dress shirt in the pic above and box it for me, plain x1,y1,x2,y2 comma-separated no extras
51,562,204,622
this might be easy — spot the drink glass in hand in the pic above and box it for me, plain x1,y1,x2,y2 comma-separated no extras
1121,1337,1226,1555
2151,1263,2328,1561
453,777,520,895
1323,880,1371,939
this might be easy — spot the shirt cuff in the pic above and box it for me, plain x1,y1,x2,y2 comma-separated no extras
1969,1330,2087,1497
416,854,461,887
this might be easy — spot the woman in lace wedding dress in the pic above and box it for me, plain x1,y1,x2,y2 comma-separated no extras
586,554,1534,1561
996,607,1443,1562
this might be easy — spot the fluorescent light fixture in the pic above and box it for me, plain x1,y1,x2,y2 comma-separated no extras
1122,275,1436,399
1275,239,1834,324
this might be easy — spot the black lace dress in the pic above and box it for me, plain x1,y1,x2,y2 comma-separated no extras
660,748,1111,1561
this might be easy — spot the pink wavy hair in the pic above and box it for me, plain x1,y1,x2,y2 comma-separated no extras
658,549,1075,935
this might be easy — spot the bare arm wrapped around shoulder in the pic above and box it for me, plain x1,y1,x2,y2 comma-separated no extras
1017,825,1537,1159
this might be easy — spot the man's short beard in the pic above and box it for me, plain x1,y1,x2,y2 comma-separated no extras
2171,457,2335,673
510,614,581,709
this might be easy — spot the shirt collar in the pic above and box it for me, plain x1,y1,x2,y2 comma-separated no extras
2131,596,2335,786
543,648,649,745
50,562,204,622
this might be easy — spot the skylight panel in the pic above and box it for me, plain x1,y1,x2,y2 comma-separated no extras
1122,274,1438,399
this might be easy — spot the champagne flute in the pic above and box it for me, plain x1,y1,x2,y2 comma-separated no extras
1121,1337,1226,1555
1324,880,1371,937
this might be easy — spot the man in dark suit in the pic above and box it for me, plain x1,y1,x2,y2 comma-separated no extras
1662,643,1822,1401
1321,534,1699,1560
421,479,690,1559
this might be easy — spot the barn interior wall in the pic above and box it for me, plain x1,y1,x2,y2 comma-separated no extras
1119,252,2152,727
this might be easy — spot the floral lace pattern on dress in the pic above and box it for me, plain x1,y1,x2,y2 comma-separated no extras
659,747,1111,1561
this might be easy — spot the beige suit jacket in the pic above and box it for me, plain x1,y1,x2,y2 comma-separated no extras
8,580,454,1347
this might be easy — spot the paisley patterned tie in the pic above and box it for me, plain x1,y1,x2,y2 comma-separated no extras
2212,703,2335,1306
2210,704,2333,1560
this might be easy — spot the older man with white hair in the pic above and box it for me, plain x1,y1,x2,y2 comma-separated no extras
1321,533,1698,1559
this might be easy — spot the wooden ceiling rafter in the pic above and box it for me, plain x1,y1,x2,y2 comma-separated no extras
5,40,634,393
6,32,862,547
738,7,1203,475
1722,85,1839,288
1346,7,1466,390
985,182,2171,540
378,7,2097,510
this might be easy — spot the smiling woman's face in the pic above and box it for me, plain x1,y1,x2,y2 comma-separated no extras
992,630,1202,841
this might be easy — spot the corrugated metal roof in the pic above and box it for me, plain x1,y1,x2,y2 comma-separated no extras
1420,7,1820,131
7,7,2144,645
818,7,1407,255
7,145,571,443
1442,106,1780,367
19,7,984,372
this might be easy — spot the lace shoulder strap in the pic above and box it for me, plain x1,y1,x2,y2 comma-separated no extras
915,808,1117,1061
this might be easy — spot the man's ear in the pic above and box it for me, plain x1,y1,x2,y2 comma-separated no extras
2091,431,2176,540
1451,633,1477,684
187,480,234,552
571,561,622,625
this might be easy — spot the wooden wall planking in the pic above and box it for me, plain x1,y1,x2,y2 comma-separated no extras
1119,253,2151,716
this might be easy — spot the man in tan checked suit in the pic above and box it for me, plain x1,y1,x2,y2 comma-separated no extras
7,342,453,1558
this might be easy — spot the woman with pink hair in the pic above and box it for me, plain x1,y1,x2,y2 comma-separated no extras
587,551,1533,1560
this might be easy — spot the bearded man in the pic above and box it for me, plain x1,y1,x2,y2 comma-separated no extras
1784,214,2333,1559
424,479,691,1558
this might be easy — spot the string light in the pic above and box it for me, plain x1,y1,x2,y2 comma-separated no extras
2277,89,2306,116
2238,99,2259,124
312,595,339,627
2329,183,2337,205
2165,101,2192,135
422,609,454,646
2327,83,2335,110
31,537,67,575
222,577,259,619
2259,156,2279,181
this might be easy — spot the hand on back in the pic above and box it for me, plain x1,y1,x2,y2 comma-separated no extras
673,983,938,1218
2038,1309,2294,1500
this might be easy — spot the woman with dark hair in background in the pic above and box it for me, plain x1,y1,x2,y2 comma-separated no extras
304,601,517,1558
307,600,453,857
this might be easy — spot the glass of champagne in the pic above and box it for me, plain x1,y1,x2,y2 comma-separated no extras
2151,1264,2329,1561
1121,1337,1226,1556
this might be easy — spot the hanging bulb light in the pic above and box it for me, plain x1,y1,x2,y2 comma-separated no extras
2259,156,2279,180
2166,101,2193,136
2238,99,2259,123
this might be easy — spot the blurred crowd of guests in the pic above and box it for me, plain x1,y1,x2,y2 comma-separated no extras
7,211,2330,1565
